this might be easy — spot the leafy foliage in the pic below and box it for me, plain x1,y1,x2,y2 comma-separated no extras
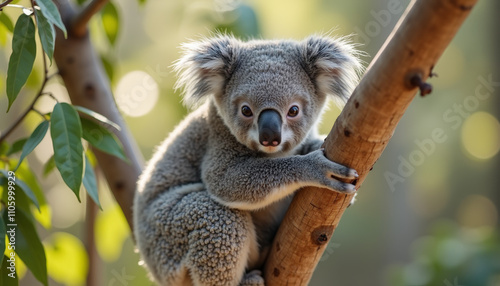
34,10,56,63
14,120,49,172
50,102,85,199
34,0,67,37
0,0,157,285
6,14,36,112
389,221,500,286
3,209,48,286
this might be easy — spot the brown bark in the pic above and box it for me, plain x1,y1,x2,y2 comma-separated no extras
264,0,479,284
53,0,144,231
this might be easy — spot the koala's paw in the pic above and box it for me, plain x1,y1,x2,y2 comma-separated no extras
240,270,265,286
307,149,358,194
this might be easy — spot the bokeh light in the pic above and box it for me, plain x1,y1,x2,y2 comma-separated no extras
115,70,159,117
457,195,498,228
44,232,89,285
461,111,500,160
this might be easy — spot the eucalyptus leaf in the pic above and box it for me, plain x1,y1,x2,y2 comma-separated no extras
50,103,84,200
83,155,101,209
80,117,127,162
6,138,27,156
14,177,41,211
34,10,56,63
14,121,49,171
36,0,67,37
0,174,35,224
0,170,40,211
0,12,14,32
6,14,36,112
1,255,19,285
0,216,6,258
74,105,120,131
15,159,48,209
3,209,48,286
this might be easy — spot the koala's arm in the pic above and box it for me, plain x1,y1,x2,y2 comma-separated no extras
203,147,357,211
135,105,209,207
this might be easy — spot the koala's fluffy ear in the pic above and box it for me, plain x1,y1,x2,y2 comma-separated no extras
174,35,240,108
300,36,363,106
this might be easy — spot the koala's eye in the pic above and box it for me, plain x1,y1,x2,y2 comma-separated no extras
241,106,253,117
287,105,300,117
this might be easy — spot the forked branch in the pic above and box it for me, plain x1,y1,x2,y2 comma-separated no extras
71,0,109,37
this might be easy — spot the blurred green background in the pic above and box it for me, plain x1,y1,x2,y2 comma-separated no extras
1,0,499,285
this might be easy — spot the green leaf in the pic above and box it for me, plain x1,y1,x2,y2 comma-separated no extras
138,0,147,5
15,178,41,211
1,255,19,285
6,138,27,156
0,170,40,211
83,155,101,209
34,10,55,64
36,0,67,37
74,105,121,131
15,159,48,209
80,117,127,162
0,175,35,224
3,209,48,286
6,14,36,112
0,12,14,32
42,155,56,177
101,2,119,46
14,121,49,171
50,103,84,200
0,216,6,257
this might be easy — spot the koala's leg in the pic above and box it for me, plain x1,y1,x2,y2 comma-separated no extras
183,191,259,286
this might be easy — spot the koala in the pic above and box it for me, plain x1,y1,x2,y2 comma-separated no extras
133,34,362,286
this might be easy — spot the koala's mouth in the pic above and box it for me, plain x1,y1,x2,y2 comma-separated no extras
252,141,292,155
258,145,282,154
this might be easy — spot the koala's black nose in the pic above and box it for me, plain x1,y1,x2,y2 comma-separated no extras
258,109,282,147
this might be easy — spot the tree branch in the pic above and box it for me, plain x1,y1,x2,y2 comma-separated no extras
54,0,144,230
71,0,109,37
0,54,52,143
264,0,479,284
0,0,13,10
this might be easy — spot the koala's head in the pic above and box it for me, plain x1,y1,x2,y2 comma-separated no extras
174,35,362,154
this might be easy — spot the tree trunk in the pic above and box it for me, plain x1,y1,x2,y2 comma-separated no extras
53,0,144,231
264,0,479,284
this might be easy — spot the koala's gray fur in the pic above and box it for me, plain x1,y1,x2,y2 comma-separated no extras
133,34,362,286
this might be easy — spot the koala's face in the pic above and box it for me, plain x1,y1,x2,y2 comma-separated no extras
175,35,361,154
215,43,325,154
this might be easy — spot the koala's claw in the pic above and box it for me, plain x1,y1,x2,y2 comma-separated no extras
351,169,359,178
342,182,357,194
309,149,358,180
240,270,265,286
